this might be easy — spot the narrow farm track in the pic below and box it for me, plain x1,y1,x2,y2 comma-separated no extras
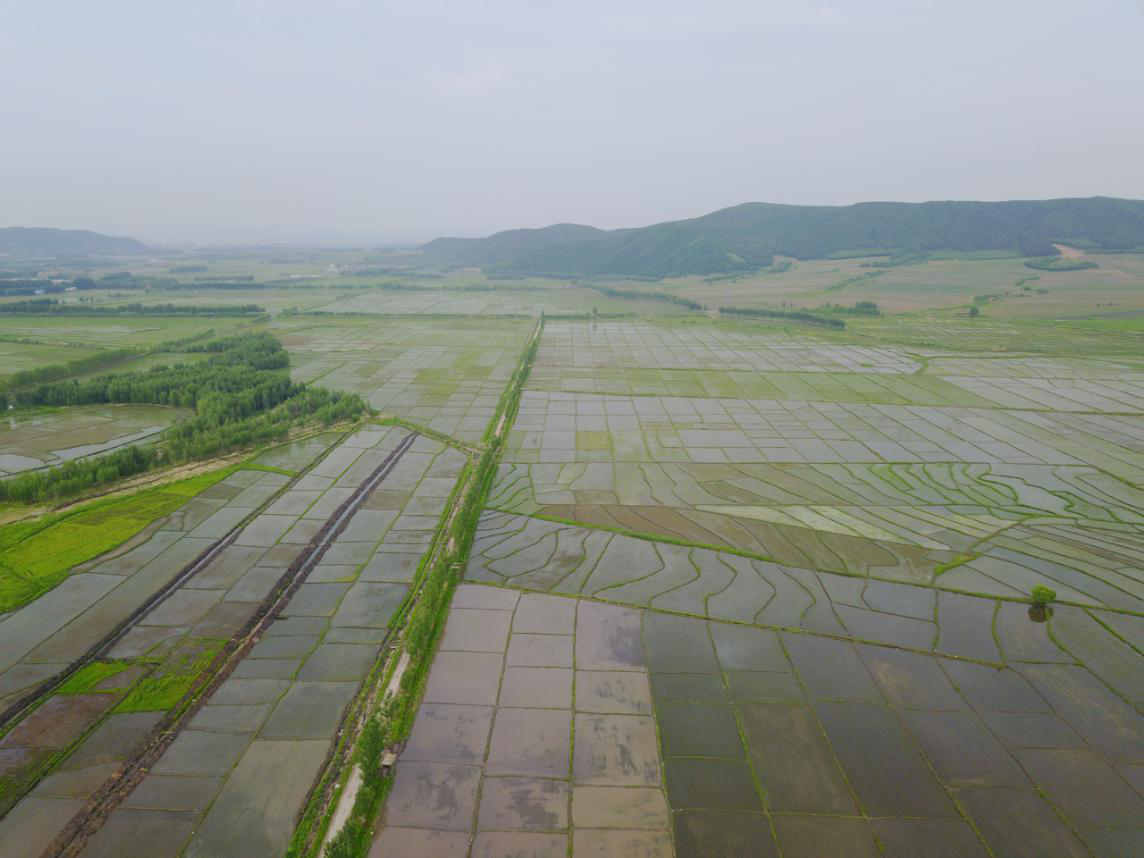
43,431,420,858
298,315,545,857
291,439,474,857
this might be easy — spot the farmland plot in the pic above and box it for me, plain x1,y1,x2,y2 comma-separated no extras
379,584,1143,857
0,427,465,857
373,585,671,857
538,320,918,374
421,317,1144,856
74,434,466,858
315,285,684,316
493,321,1144,601
0,404,189,475
0,342,94,378
0,315,250,349
0,463,300,712
850,316,1144,355
275,316,532,441
4,306,1141,857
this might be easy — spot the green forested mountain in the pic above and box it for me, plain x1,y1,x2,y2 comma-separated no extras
0,227,149,257
422,197,1144,278
421,223,605,267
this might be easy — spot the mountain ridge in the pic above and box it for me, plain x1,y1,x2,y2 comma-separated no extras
0,227,149,258
421,223,606,267
421,196,1144,278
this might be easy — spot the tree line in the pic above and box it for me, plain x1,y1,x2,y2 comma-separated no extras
0,299,264,315
584,284,703,311
0,348,140,396
719,306,846,329
0,333,366,502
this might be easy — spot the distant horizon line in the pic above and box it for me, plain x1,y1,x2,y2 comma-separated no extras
4,192,1142,250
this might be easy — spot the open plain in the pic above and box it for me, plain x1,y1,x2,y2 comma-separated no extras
0,245,1140,858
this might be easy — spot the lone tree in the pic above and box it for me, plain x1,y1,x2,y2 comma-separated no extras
1029,584,1057,622
968,305,980,317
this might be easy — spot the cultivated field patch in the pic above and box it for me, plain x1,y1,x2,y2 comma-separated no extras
505,391,1143,472
0,404,189,476
851,316,1144,355
528,365,996,407
274,316,531,441
0,315,249,349
315,286,686,317
87,433,467,858
373,585,670,856
0,341,94,377
538,320,917,374
384,584,1144,857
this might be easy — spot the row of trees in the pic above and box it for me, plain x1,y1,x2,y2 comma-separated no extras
585,284,703,311
0,445,161,503
719,305,846,329
1024,257,1098,272
0,299,264,315
0,333,366,502
819,301,880,316
0,347,139,397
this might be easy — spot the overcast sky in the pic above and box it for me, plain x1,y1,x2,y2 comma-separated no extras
2,1,1142,246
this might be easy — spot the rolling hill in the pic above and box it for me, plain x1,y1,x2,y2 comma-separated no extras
421,223,605,268
0,227,149,258
422,197,1144,278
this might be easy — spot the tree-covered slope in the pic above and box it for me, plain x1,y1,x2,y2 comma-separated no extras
421,222,605,267
423,197,1144,278
0,227,149,257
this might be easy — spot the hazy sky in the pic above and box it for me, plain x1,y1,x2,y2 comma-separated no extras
3,1,1142,245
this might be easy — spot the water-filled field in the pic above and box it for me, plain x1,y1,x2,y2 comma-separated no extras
0,404,190,475
424,316,1143,856
316,285,687,316
0,427,466,855
0,303,1141,858
276,315,533,441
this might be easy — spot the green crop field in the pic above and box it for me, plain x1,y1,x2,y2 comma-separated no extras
0,466,234,610
0,314,251,348
0,340,95,376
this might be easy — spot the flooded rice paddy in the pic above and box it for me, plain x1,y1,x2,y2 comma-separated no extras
2,315,1141,856
0,404,189,475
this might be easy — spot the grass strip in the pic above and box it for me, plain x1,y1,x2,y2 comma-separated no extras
54,661,134,695
115,639,224,713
